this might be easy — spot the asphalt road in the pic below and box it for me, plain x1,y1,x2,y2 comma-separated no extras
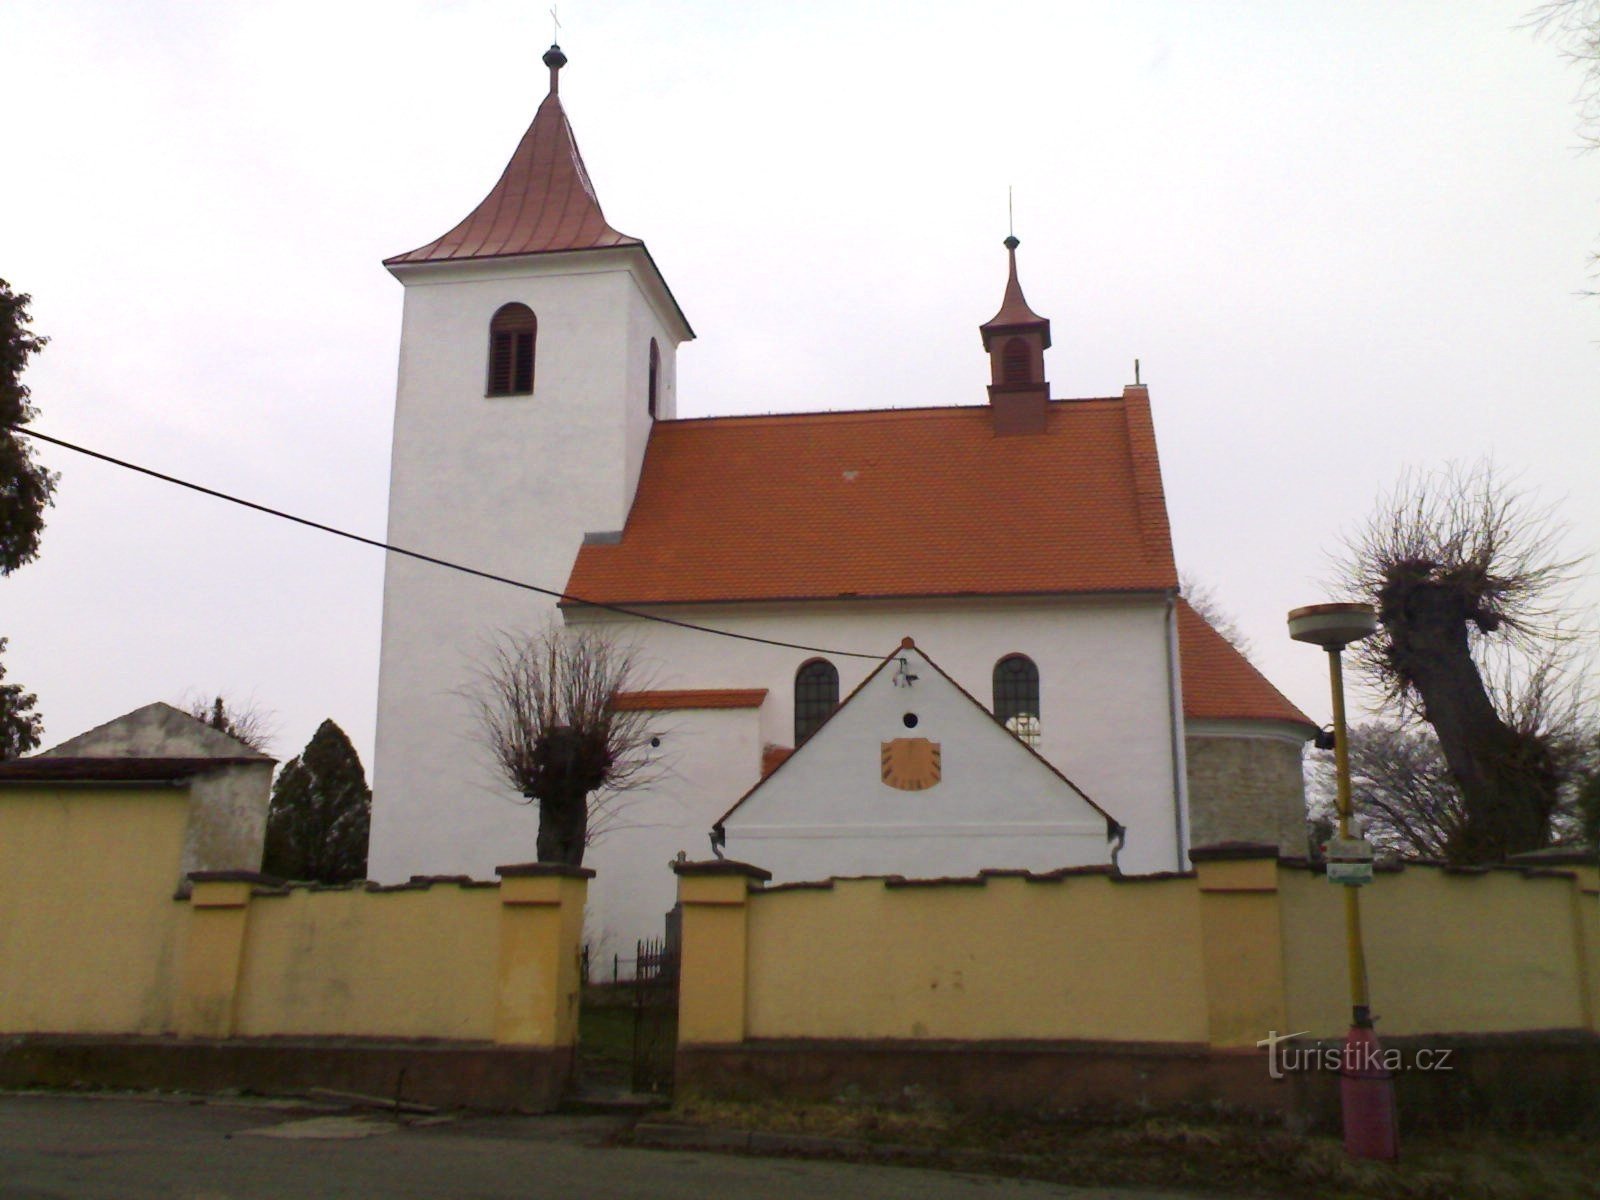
0,1093,1203,1200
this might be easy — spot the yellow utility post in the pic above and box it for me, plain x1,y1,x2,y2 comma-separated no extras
1287,601,1397,1161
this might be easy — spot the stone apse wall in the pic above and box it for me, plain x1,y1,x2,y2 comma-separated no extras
673,849,1600,1129
0,783,588,1110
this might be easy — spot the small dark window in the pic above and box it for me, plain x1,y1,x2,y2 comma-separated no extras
794,659,839,744
647,338,661,418
487,303,536,396
1002,337,1031,384
993,654,1040,747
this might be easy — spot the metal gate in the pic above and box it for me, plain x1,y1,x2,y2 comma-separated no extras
630,931,679,1094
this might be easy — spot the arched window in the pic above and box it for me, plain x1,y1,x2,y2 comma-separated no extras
487,303,536,396
1002,337,1031,384
794,659,839,744
647,338,660,418
993,654,1040,747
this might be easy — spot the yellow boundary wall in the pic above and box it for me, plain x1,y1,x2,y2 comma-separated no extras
675,849,1600,1051
0,786,587,1053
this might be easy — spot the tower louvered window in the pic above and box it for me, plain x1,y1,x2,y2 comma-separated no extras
648,338,660,417
1002,337,1031,384
993,654,1041,747
487,303,537,396
794,659,840,744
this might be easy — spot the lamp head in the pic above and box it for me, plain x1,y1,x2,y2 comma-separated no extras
1288,602,1378,650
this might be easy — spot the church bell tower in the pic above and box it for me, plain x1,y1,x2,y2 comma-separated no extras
368,46,693,882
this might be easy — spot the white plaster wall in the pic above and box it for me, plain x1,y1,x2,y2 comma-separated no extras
369,253,680,883
376,582,1178,948
720,647,1110,882
570,594,1183,880
582,705,762,964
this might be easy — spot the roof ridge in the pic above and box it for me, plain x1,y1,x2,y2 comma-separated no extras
659,396,1128,428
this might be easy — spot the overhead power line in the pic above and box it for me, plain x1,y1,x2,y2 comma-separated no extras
10,424,883,661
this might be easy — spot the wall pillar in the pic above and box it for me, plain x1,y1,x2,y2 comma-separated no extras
493,863,592,1047
1547,857,1600,1033
175,871,269,1038
1192,843,1288,1048
673,860,770,1046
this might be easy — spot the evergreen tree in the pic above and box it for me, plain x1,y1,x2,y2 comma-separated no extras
262,719,371,883
1,279,57,576
0,638,43,760
1,281,55,756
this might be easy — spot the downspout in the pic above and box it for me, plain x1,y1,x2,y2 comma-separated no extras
1164,588,1190,871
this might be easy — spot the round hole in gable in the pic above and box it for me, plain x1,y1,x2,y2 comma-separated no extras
902,713,919,728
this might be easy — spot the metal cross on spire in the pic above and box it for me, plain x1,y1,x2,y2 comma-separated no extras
549,4,562,44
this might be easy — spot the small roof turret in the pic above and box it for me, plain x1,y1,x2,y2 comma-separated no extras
386,45,640,265
980,235,1051,349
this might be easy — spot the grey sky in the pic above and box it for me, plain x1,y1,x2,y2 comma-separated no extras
3,0,1596,773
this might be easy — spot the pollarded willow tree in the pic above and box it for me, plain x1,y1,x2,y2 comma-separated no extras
1338,462,1593,862
469,624,659,867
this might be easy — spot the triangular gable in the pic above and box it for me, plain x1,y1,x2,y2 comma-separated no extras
715,639,1118,839
40,702,275,762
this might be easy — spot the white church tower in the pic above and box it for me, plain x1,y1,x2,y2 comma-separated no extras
369,45,693,880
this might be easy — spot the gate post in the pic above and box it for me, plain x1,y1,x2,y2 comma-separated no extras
176,871,270,1038
494,863,593,1048
672,860,770,1046
1191,843,1287,1048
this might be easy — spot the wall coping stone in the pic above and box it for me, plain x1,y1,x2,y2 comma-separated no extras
672,859,772,881
1188,842,1280,862
187,870,284,887
495,862,596,879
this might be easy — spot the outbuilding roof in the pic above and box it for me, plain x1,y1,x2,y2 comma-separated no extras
1178,601,1314,728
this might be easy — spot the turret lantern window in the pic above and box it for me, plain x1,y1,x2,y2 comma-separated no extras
993,654,1041,747
487,303,537,396
1002,337,1031,384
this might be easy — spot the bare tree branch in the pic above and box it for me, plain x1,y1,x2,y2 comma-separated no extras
467,623,661,866
1179,571,1253,657
183,693,276,754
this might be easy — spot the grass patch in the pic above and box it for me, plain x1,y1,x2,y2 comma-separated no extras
665,1096,1600,1199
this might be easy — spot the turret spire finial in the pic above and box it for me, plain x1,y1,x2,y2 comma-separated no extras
543,42,567,95
543,7,566,97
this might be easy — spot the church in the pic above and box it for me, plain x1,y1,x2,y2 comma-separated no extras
367,46,1315,953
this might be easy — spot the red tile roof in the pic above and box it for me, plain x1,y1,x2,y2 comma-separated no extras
386,65,637,266
565,390,1179,606
1178,602,1313,728
614,689,767,711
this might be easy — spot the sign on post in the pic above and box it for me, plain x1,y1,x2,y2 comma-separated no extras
1326,836,1374,887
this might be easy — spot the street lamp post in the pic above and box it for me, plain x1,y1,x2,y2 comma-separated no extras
1287,601,1399,1162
